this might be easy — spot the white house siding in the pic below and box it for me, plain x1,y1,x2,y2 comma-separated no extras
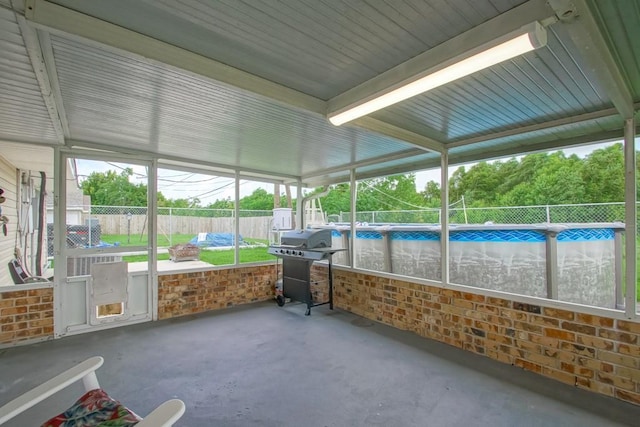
0,154,18,286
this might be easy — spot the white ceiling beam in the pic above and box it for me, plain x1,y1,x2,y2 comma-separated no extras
16,14,66,143
65,139,301,182
312,128,632,187
303,103,638,182
156,161,291,186
326,0,555,117
351,117,444,153
24,0,325,115
0,136,59,148
37,29,70,138
547,0,634,119
300,148,428,181
448,129,627,165
447,105,633,148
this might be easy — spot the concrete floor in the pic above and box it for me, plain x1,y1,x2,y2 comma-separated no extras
1,301,639,426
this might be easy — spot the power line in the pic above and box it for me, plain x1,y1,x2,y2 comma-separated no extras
363,182,428,210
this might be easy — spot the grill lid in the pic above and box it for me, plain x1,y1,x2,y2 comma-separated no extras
280,229,331,249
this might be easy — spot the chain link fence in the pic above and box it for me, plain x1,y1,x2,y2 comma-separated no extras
50,206,275,248
53,202,630,249
339,202,630,224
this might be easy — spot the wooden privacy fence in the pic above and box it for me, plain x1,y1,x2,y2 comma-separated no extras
85,214,274,240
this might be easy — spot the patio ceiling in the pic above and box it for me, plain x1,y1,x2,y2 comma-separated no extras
0,0,638,187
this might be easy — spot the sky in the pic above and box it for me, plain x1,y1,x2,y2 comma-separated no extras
75,140,621,206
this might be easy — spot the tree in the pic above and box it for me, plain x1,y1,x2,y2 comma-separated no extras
80,168,148,207
158,197,200,208
239,188,274,211
318,183,351,216
498,152,585,206
421,180,441,207
582,143,624,203
356,175,421,210
206,198,234,210
448,166,467,204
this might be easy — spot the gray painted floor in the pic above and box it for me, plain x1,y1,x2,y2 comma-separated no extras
1,301,639,426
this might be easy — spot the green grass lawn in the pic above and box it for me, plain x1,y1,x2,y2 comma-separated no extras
101,234,267,248
107,232,275,265
101,234,195,247
123,246,276,265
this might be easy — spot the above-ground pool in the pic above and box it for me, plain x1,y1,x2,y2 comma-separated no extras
320,223,624,309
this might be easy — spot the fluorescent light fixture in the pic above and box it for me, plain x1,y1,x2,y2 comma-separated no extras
328,22,547,126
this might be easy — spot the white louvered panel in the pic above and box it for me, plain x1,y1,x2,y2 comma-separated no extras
51,34,417,180
590,0,640,99
49,0,526,99
0,7,58,144
379,25,613,143
448,116,624,158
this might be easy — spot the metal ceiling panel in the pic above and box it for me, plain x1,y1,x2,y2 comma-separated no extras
48,0,527,100
307,111,625,186
448,115,624,160
304,151,441,187
51,35,420,180
590,0,640,100
373,25,613,143
4,0,637,189
0,7,59,144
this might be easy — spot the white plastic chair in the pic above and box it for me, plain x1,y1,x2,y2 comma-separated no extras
0,356,185,426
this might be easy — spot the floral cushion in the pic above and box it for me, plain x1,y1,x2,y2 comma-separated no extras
41,388,142,427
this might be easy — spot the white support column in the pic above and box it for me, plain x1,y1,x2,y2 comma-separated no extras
624,118,637,318
440,152,449,285
545,231,559,300
52,148,65,337
234,171,240,265
296,181,303,230
614,229,624,310
148,159,158,320
350,169,357,269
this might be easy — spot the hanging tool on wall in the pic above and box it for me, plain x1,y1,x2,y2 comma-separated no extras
0,189,6,236
0,214,8,236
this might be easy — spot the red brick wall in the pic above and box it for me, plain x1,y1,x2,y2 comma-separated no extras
0,287,54,345
7,265,637,407
157,265,276,319
333,269,640,406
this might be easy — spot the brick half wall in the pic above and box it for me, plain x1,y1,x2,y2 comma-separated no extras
333,269,640,407
158,265,276,319
0,286,54,345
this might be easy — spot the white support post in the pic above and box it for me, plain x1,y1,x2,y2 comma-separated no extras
169,207,173,247
350,169,357,269
545,231,559,300
234,171,240,265
52,148,65,337
440,152,449,285
624,118,637,318
296,181,303,230
382,230,393,273
148,160,158,321
546,205,551,223
614,229,624,310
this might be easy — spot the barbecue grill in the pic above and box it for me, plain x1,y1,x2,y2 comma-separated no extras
268,228,342,315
